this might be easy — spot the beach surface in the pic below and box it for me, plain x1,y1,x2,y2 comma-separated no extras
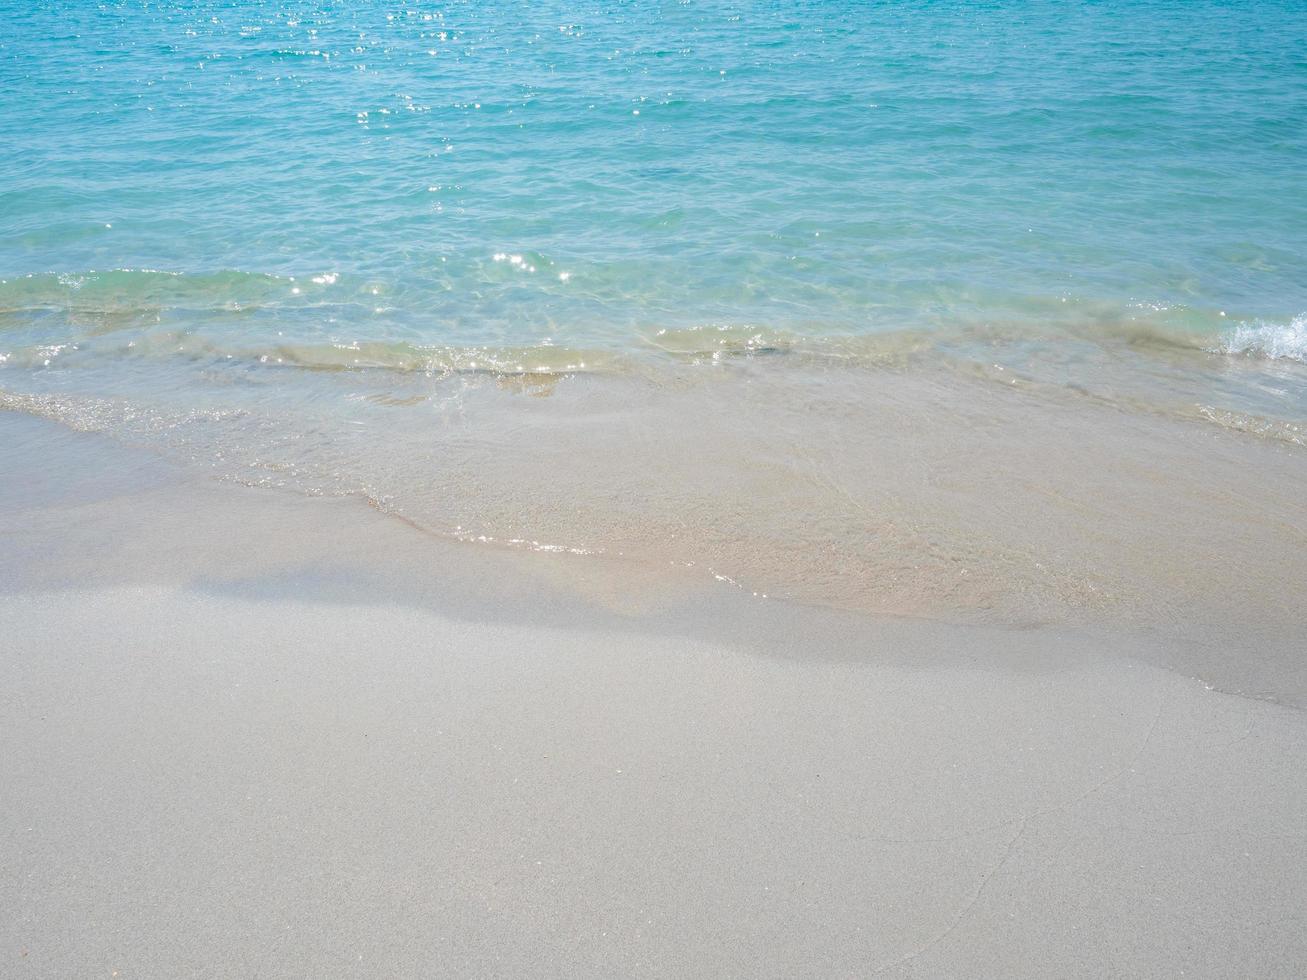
5,0,1307,974
3,413,1305,978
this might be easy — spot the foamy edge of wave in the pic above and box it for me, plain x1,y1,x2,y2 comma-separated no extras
1215,315,1307,363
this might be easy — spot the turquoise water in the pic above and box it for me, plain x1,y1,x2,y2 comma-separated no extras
3,1,1307,624
2,0,1305,358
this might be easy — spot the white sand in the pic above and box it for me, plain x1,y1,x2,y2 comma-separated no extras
2,416,1306,977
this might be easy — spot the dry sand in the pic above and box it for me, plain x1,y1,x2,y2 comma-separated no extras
2,414,1305,977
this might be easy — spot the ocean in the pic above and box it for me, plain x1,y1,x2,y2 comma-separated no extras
2,0,1306,630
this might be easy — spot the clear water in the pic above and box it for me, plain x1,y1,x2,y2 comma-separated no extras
3,0,1305,353
3,1,1307,628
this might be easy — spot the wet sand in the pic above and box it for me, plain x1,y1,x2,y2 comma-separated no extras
7,348,1307,674
2,414,1306,977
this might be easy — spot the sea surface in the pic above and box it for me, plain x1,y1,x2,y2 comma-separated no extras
2,0,1306,631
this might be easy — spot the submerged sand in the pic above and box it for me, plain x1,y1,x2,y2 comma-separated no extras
7,344,1307,652
2,414,1306,977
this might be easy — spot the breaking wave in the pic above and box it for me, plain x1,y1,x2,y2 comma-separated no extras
1217,315,1307,363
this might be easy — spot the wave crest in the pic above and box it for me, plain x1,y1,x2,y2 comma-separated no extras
1218,315,1307,362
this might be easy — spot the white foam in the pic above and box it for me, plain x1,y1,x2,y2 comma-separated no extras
1218,314,1307,362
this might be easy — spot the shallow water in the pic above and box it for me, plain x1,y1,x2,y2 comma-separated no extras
3,0,1305,346
2,0,1306,635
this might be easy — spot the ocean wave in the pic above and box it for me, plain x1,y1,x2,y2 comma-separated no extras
1216,315,1307,362
240,341,628,376
1195,406,1307,448
0,332,632,378
0,268,330,327
0,313,1284,383
644,324,936,365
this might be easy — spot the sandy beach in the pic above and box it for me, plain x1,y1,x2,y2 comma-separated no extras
3,413,1305,977
5,1,1307,974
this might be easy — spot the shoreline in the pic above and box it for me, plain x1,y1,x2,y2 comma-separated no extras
4,347,1307,704
3,408,1305,706
3,411,1306,976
